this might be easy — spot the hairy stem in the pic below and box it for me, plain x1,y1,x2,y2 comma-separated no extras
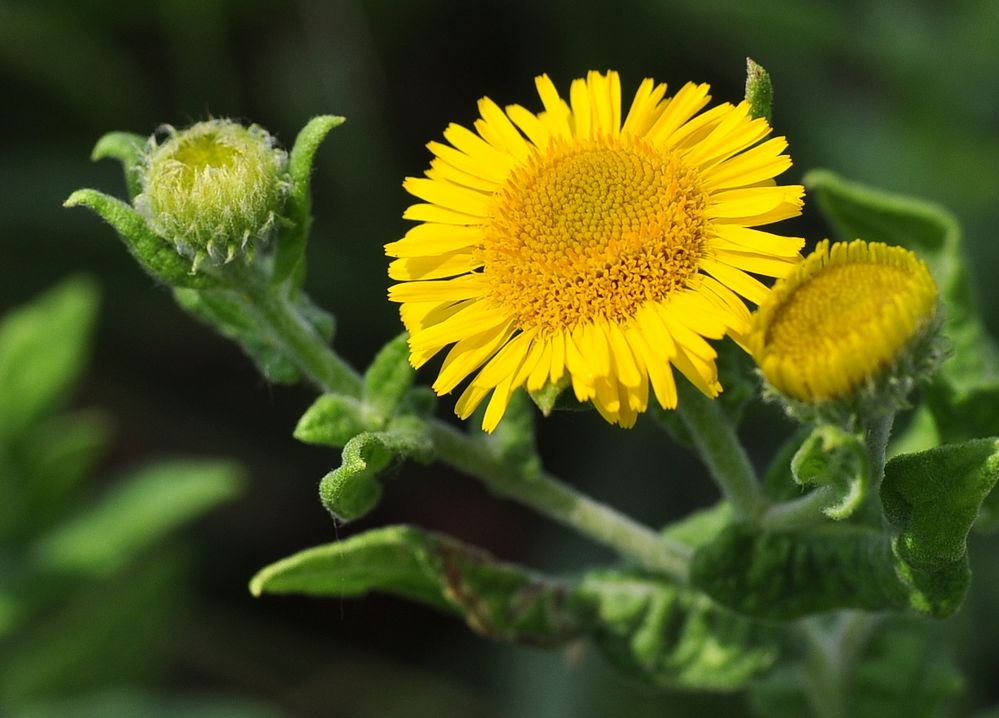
239,270,363,397
761,485,837,531
428,420,692,582
801,611,881,718
675,380,766,521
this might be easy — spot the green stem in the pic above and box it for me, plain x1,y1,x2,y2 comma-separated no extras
801,612,881,718
428,420,692,582
234,266,689,580
239,272,362,397
675,380,766,521
761,485,837,531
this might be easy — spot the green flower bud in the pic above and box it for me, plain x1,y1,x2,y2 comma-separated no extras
135,119,288,270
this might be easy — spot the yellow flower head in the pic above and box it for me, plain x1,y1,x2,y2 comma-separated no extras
387,70,805,431
749,239,939,404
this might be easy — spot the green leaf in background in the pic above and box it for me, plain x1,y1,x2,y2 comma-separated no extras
749,619,962,718
882,439,999,570
19,410,113,532
0,549,188,705
271,115,345,292
251,524,590,646
578,569,779,691
91,131,146,201
30,460,243,578
790,425,868,520
9,688,281,718
0,277,98,442
362,333,416,422
63,190,213,289
318,420,434,522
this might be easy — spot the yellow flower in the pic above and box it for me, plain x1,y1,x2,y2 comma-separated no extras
749,239,939,404
387,70,804,431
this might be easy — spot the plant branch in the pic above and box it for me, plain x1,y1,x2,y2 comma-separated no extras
675,380,766,521
427,419,692,582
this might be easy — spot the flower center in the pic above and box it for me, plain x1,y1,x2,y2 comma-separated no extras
764,263,927,364
165,132,243,192
480,136,708,334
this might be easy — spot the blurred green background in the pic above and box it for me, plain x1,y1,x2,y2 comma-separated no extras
2,0,999,715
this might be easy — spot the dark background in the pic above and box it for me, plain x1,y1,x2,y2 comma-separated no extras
3,0,999,715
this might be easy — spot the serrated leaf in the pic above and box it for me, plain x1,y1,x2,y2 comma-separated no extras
319,420,434,522
362,334,415,420
64,190,212,289
0,277,99,441
271,115,345,291
250,524,590,646
882,439,999,569
30,460,242,577
91,131,146,200
791,425,868,520
577,569,779,691
294,394,368,448
691,523,909,619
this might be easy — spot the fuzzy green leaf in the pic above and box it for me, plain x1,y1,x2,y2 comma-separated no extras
362,334,415,421
744,58,773,122
271,115,345,291
294,394,368,448
30,460,242,577
91,131,146,200
577,569,779,691
318,420,434,522
250,524,589,646
64,190,213,289
882,439,999,569
691,524,909,619
791,425,868,520
0,277,99,441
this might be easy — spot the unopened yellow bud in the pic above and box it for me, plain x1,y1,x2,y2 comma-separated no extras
135,119,288,270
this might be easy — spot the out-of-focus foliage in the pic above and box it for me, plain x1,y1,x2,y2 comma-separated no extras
0,280,252,713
